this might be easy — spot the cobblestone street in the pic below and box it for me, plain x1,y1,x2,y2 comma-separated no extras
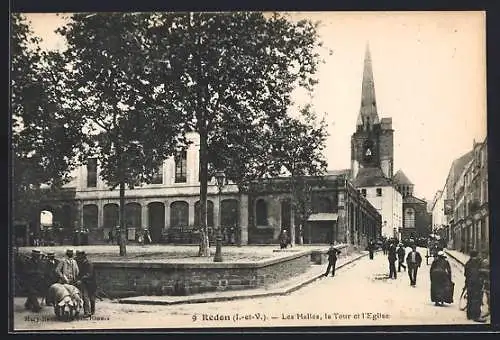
13,247,484,330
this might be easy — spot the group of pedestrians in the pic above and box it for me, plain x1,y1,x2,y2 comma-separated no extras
370,238,489,323
20,248,97,318
385,241,422,284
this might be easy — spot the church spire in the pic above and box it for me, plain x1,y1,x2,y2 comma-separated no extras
357,42,379,129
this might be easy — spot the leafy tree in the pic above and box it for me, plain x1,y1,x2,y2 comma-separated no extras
56,13,187,255
147,12,325,256
270,105,329,244
11,13,83,228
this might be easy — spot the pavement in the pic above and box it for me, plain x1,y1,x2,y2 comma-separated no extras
117,248,369,305
13,246,483,330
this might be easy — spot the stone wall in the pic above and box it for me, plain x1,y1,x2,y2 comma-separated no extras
94,251,311,298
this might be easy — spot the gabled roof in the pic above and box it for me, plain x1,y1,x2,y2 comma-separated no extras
403,195,426,205
392,169,413,186
353,167,392,187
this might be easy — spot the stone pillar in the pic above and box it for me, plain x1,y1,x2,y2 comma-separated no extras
239,194,249,245
77,201,83,229
98,200,104,229
188,200,195,226
290,203,295,247
164,201,170,229
142,202,148,228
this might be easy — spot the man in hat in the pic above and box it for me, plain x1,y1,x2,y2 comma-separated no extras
43,252,60,306
55,249,79,285
76,251,97,317
388,242,398,279
464,249,486,322
406,245,422,287
397,243,407,272
24,249,45,312
324,243,341,277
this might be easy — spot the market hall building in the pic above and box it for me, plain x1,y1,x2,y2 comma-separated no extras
29,131,381,247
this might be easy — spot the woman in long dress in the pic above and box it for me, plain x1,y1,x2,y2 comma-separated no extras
430,251,452,306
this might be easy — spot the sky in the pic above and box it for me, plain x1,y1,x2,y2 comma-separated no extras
21,11,487,202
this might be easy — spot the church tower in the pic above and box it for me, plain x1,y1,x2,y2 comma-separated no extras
351,43,394,181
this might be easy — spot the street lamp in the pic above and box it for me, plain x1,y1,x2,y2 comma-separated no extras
214,170,225,262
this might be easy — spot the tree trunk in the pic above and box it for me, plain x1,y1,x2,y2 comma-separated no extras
119,181,127,256
198,127,210,257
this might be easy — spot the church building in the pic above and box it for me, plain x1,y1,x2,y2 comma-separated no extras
350,43,403,238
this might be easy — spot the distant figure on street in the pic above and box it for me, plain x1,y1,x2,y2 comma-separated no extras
464,250,486,322
278,230,289,249
108,230,114,244
406,245,422,287
388,242,397,279
368,240,375,260
55,249,79,286
137,229,145,245
430,251,453,306
324,243,341,277
144,227,152,244
397,244,406,272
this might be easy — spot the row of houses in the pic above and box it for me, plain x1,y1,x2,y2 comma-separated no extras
431,138,489,256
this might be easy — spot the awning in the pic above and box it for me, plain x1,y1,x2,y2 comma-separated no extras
307,213,339,222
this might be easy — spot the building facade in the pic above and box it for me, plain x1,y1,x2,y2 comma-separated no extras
355,184,402,238
36,131,382,246
431,190,446,237
392,170,431,240
448,139,488,255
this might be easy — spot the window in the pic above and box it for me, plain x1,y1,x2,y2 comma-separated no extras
256,199,268,226
361,189,367,197
404,208,415,229
174,151,187,183
376,188,382,197
170,201,189,227
151,165,163,184
86,158,97,188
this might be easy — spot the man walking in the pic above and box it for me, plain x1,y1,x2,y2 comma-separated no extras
368,240,375,260
397,243,406,272
279,230,289,249
388,242,397,279
55,249,79,285
76,251,97,318
406,245,422,287
324,243,341,277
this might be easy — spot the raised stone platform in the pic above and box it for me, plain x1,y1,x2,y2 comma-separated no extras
15,244,349,298
95,249,313,298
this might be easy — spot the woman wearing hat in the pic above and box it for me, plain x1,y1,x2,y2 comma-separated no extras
430,251,453,306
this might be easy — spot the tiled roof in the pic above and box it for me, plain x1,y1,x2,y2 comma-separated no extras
353,167,392,187
392,169,413,185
